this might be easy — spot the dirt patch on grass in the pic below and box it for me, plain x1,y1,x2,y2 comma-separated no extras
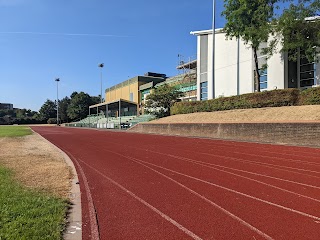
0,134,71,198
151,105,320,124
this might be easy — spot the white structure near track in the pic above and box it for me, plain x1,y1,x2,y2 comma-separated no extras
191,28,320,101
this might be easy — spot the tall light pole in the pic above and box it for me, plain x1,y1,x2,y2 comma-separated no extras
55,78,60,125
212,0,216,99
98,63,104,103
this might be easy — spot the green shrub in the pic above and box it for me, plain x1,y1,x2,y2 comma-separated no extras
47,118,57,124
299,87,320,105
171,89,301,115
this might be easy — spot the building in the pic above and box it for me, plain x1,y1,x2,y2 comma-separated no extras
190,28,320,101
0,103,13,110
139,58,197,107
89,73,166,118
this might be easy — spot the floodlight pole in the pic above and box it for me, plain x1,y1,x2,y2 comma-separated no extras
98,63,104,103
212,0,216,99
55,78,60,125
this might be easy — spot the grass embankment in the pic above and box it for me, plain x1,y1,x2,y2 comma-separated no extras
0,126,69,240
0,167,68,240
0,125,32,137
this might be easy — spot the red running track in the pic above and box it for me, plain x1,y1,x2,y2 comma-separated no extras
32,126,320,240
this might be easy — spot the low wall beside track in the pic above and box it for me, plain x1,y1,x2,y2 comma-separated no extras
129,122,320,148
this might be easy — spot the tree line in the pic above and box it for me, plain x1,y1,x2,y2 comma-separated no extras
0,91,100,125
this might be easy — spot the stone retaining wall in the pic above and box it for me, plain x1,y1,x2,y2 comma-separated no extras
129,123,320,147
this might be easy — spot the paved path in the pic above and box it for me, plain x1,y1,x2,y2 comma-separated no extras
32,126,320,240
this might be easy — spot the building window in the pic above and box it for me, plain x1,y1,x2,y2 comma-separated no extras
259,68,268,90
130,92,134,102
200,81,208,100
300,57,315,88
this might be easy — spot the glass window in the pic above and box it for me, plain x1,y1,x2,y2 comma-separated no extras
299,55,315,88
200,81,208,100
260,82,268,89
200,82,208,88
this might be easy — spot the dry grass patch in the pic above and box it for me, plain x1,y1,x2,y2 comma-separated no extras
151,105,320,124
0,134,71,198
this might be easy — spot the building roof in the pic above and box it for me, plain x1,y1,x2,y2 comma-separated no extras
105,75,165,93
190,28,224,36
176,59,197,70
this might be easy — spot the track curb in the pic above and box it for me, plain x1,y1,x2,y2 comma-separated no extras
31,129,82,240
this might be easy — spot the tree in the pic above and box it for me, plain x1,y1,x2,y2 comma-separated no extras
59,97,71,123
67,92,100,121
39,99,56,122
222,0,279,92
144,84,183,118
275,0,320,62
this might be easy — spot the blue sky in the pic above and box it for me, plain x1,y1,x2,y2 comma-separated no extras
0,0,226,111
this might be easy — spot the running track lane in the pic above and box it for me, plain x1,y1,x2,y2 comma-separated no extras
32,126,320,240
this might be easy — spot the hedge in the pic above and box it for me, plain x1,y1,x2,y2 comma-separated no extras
171,87,320,115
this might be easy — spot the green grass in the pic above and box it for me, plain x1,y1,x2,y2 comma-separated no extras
0,167,68,240
0,126,32,137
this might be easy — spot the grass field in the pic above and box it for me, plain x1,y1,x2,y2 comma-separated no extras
0,126,69,239
0,167,68,240
0,126,32,137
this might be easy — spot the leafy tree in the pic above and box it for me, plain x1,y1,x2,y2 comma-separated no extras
275,0,320,62
145,84,183,118
67,92,100,121
59,97,71,123
222,0,279,92
39,99,56,121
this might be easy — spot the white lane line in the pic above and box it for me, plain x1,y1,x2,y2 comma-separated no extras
229,151,320,167
77,159,203,240
108,151,320,222
162,153,320,191
141,147,320,189
172,138,320,159
200,152,320,175
79,157,273,240
104,139,320,188
172,155,320,203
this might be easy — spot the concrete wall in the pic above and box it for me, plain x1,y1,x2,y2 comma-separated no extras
130,123,320,148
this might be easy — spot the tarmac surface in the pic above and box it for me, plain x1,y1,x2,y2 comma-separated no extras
32,126,320,240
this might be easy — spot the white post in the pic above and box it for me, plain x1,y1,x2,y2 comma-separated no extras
211,0,216,99
55,78,60,125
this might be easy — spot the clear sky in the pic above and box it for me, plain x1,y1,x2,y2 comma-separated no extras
0,0,226,111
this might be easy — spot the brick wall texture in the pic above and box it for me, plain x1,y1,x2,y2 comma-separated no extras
130,123,320,148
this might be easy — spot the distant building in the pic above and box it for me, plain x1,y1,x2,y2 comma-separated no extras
139,59,198,107
0,103,13,110
89,73,166,117
191,26,320,101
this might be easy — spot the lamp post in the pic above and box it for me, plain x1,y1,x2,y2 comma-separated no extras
55,78,60,125
212,0,216,99
98,63,104,103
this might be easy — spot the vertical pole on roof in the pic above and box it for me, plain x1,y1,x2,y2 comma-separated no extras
96,106,98,128
212,0,216,99
237,38,240,95
119,100,121,129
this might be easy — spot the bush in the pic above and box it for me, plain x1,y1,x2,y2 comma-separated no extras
299,87,320,105
171,89,301,115
47,118,57,124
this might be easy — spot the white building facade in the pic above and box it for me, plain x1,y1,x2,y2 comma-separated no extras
191,29,320,101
